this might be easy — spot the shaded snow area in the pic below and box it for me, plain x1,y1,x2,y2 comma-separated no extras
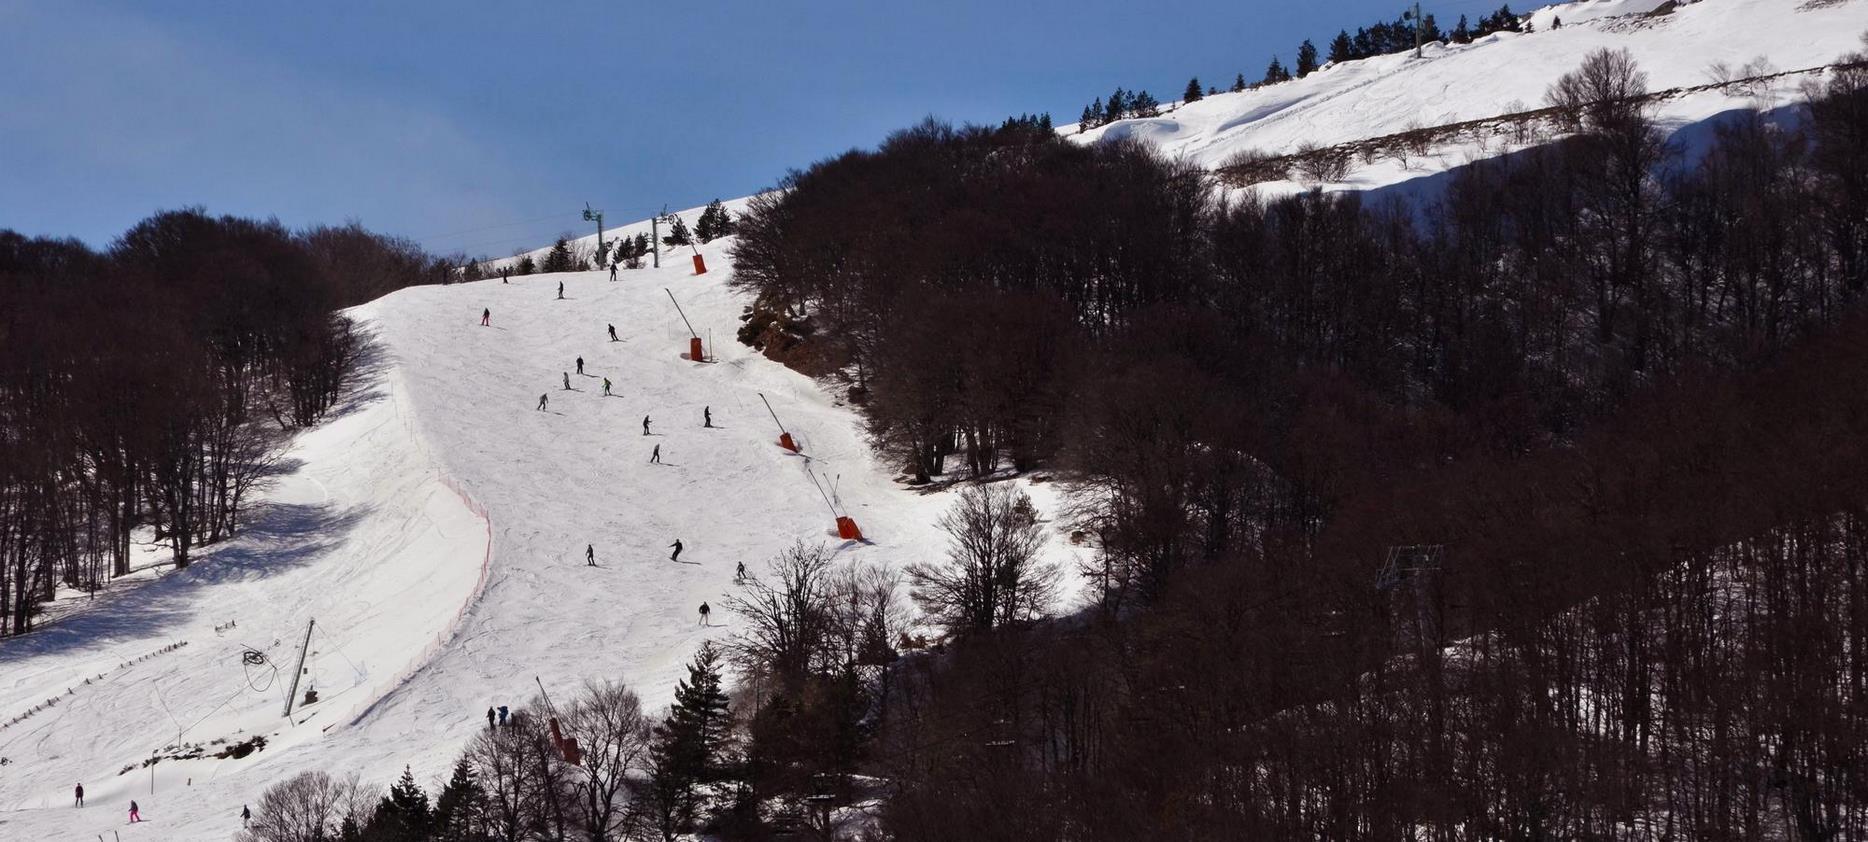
0,238,1086,839
1070,0,1866,197
4,0,1862,836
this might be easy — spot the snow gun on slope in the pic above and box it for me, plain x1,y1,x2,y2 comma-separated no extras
759,392,802,454
665,288,705,363
805,466,863,541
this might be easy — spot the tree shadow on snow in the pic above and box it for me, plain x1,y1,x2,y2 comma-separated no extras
320,328,390,423
0,500,372,663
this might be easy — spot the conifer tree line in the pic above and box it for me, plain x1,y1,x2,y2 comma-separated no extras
1078,5,1526,132
713,46,1868,837
0,210,445,635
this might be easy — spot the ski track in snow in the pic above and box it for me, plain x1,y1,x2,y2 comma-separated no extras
3,0,1864,836
0,235,1025,840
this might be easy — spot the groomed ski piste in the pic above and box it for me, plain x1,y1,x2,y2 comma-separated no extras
0,225,1051,839
3,0,1864,837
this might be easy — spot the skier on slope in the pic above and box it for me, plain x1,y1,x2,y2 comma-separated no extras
242,805,251,827
603,378,612,396
498,705,509,725
557,281,565,300
563,372,570,390
649,444,661,464
487,707,496,729
537,394,549,411
735,561,746,582
501,269,510,284
669,539,683,562
586,544,595,566
608,324,619,342
703,407,712,428
642,416,652,436
74,783,83,807
698,602,711,626
609,263,618,282
576,357,584,375
481,308,491,327
129,800,142,823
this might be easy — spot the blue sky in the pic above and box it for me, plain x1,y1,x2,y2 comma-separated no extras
1,0,1448,257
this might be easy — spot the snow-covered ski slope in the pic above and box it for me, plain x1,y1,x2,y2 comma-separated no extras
3,0,1862,837
1072,0,1866,196
0,236,1035,839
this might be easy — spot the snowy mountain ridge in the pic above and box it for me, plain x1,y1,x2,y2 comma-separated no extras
2,0,1863,837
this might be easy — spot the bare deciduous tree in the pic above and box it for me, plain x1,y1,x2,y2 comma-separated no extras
909,485,1058,637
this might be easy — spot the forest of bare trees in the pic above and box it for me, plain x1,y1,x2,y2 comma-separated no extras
0,209,437,636
714,47,1868,838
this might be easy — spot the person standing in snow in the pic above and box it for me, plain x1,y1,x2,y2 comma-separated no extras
129,800,141,823
537,394,549,411
703,407,712,428
586,544,595,566
487,707,496,729
602,378,612,396
669,539,683,562
649,444,661,464
735,561,746,582
481,308,491,327
609,263,618,282
501,269,510,284
642,416,652,436
498,705,509,725
74,783,83,807
557,281,565,300
562,372,571,391
242,804,251,826
698,602,711,625
576,357,584,375
608,324,619,342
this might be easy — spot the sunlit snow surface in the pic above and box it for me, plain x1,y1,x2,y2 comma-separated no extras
4,0,1865,835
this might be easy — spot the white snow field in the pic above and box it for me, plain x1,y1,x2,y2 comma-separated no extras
1070,0,1868,197
3,0,1863,837
0,235,1040,839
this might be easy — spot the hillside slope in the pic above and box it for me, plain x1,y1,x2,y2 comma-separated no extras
0,238,1092,839
1073,0,1865,195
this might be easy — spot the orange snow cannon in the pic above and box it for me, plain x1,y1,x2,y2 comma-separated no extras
692,254,708,275
836,516,864,541
779,432,800,453
689,336,704,363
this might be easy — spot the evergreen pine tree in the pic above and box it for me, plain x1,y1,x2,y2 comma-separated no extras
662,642,732,782
1132,90,1160,118
1208,85,1219,96
431,758,485,842
515,254,537,275
662,215,691,247
696,199,735,243
1452,15,1472,43
1551,15,1562,28
1105,87,1129,122
1329,30,1355,63
365,766,433,842
1183,77,1203,103
540,237,578,273
1353,27,1373,58
1296,40,1319,77
1263,56,1290,85
1080,97,1104,130
1231,73,1247,92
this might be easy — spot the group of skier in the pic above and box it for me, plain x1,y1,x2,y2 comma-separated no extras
480,272,728,716
73,782,190,827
